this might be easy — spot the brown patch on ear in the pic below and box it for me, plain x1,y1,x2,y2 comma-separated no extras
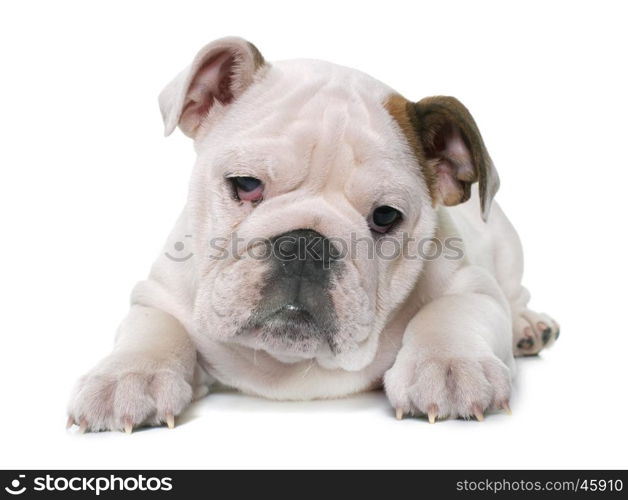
385,94,437,203
413,96,499,219
385,94,499,220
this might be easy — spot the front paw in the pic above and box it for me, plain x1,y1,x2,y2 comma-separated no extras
67,352,193,433
384,349,511,422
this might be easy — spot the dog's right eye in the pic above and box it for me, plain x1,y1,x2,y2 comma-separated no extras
230,177,263,203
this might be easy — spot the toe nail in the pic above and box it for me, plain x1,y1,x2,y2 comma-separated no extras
166,413,175,429
427,405,438,424
472,405,484,422
501,401,512,415
78,418,88,434
66,416,75,429
123,418,133,434
395,408,404,420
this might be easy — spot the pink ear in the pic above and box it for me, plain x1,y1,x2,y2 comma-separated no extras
432,124,477,206
159,37,266,138
178,51,238,136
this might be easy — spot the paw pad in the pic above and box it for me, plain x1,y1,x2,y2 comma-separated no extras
513,310,560,356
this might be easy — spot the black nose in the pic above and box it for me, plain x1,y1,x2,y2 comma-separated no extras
271,229,338,279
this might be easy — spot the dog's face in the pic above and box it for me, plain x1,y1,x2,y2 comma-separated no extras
160,38,499,371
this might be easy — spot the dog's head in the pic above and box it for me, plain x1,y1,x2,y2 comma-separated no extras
159,37,499,371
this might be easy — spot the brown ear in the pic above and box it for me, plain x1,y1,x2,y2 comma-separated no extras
159,37,266,138
409,96,499,221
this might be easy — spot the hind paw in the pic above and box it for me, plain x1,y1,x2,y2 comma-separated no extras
513,309,560,356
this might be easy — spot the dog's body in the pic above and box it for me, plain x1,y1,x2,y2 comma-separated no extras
68,38,558,432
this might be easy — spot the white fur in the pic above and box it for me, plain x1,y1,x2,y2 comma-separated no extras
68,38,557,430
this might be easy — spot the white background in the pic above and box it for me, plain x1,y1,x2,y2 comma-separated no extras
1,0,627,469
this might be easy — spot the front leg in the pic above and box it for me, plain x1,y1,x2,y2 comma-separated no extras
67,305,201,433
384,267,514,422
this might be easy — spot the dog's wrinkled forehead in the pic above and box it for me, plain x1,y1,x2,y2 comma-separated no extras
191,60,427,226
203,60,416,175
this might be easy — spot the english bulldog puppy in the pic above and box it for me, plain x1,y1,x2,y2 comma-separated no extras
67,37,559,432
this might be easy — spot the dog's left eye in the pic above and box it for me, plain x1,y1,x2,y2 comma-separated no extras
369,206,402,233
230,176,263,202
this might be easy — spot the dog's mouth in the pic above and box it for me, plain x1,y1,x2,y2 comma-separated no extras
265,303,314,324
236,302,338,355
